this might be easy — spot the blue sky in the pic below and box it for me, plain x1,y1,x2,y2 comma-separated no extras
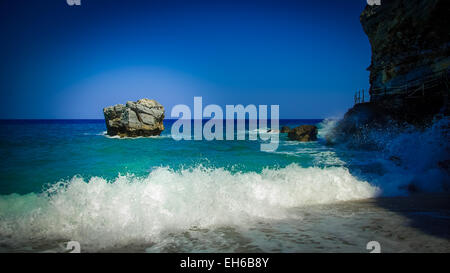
0,0,371,119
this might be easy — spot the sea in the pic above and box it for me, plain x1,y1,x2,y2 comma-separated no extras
0,118,449,252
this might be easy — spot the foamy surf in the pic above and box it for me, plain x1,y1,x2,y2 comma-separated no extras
0,164,378,251
103,133,171,139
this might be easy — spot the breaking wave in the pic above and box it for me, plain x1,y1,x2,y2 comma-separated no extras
0,164,378,250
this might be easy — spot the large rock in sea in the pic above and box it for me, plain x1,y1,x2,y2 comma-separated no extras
280,126,291,133
287,125,318,142
103,99,165,137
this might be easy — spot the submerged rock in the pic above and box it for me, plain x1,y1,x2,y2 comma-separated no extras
287,125,318,142
103,99,165,137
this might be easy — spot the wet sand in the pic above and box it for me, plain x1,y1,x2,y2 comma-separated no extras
143,193,450,253
282,193,450,253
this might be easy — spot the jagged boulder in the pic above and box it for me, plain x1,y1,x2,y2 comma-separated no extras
103,99,165,137
287,125,318,142
280,126,291,133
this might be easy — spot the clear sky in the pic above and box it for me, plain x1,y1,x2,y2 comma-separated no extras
0,0,371,119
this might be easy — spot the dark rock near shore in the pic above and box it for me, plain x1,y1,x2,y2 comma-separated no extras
287,125,318,142
326,103,391,144
103,98,165,137
280,126,291,133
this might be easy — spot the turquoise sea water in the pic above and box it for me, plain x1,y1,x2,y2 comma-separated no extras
0,119,331,194
0,118,448,252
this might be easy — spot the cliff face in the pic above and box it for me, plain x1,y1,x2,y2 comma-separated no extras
362,0,449,94
360,0,449,120
329,0,450,144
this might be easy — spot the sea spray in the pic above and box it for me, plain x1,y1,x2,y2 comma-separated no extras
319,116,450,194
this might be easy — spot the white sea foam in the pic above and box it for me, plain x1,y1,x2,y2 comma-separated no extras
82,131,108,136
103,134,171,139
317,118,339,139
0,164,378,250
370,117,450,193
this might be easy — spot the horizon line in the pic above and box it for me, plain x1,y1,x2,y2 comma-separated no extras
0,118,330,121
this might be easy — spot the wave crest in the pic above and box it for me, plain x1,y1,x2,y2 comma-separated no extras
0,164,378,250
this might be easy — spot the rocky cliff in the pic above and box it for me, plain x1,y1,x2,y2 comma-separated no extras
328,0,449,145
362,0,449,90
360,0,449,121
103,99,165,137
